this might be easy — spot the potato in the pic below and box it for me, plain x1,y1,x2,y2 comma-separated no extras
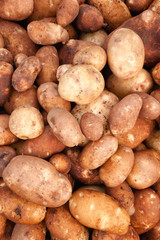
47,107,83,147
56,0,79,27
80,112,103,141
149,0,160,14
0,48,13,64
0,0,33,21
2,155,72,207
9,106,44,140
79,135,118,169
0,114,18,146
107,28,144,79
0,34,4,48
11,222,46,240
46,205,89,240
27,21,69,45
106,181,135,216
37,82,71,112
0,146,16,177
69,189,130,235
49,153,71,174
4,86,39,114
22,125,65,158
10,140,24,155
14,53,27,68
0,220,14,240
126,150,160,189
88,0,131,31
80,29,108,47
0,182,46,224
35,46,59,85
134,143,147,152
0,215,6,239
99,146,134,187
0,61,13,106
92,226,140,240
64,24,78,39
145,129,160,153
0,20,37,57
73,45,107,71
152,62,160,86
12,56,41,92
109,94,142,135
58,64,105,105
56,64,73,81
131,188,160,234
65,147,102,185
143,220,160,240
76,4,103,32
126,0,153,13
106,68,153,99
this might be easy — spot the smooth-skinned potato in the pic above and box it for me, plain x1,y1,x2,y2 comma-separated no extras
0,146,16,177
126,0,153,13
49,153,71,174
2,155,72,208
80,29,108,47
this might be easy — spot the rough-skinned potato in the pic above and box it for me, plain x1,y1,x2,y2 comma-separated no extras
14,53,27,68
149,0,160,14
0,48,13,64
49,153,71,174
0,146,16,177
2,155,72,207
0,214,6,239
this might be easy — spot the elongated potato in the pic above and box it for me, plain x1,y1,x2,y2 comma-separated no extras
69,189,130,235
2,155,72,207
0,146,16,177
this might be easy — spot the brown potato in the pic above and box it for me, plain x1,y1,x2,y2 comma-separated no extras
12,56,41,92
58,64,105,105
80,112,103,141
106,181,135,216
35,46,59,85
46,205,89,240
0,146,16,177
76,4,103,32
22,125,65,158
149,0,160,14
0,114,18,146
27,21,69,45
56,0,79,27
0,48,13,64
14,53,27,68
80,29,108,47
37,82,71,112
145,129,160,153
69,189,130,235
127,150,160,189
126,0,153,13
11,222,46,240
10,140,24,155
143,220,160,240
4,86,39,114
0,34,4,48
9,106,44,140
134,143,147,152
152,62,160,86
0,220,14,240
99,146,134,187
109,94,143,135
131,188,160,234
49,153,71,174
64,24,78,39
2,155,72,208
0,215,6,239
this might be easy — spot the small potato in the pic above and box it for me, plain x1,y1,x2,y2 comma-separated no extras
127,150,160,189
58,64,105,105
0,48,13,64
76,4,103,32
27,21,69,45
109,94,143,135
149,0,160,14
131,188,160,234
56,0,79,27
145,129,160,153
12,56,41,92
0,215,6,239
69,189,130,235
134,143,147,152
0,114,18,146
46,205,89,240
2,155,72,208
126,0,153,13
143,220,160,240
79,135,118,169
106,181,135,216
99,146,134,187
9,106,44,140
73,45,107,71
10,140,24,155
152,62,160,86
80,112,103,141
37,82,71,112
14,53,27,68
47,107,83,147
106,68,153,99
80,29,108,47
35,46,59,85
0,0,33,21
22,125,65,158
49,154,71,174
11,223,46,240
107,28,145,79
0,146,16,177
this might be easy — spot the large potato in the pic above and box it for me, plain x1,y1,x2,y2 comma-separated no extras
2,155,72,207
0,146,16,177
69,189,130,235
58,64,105,105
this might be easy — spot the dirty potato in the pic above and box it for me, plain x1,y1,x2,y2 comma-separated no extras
49,153,71,174
0,146,16,177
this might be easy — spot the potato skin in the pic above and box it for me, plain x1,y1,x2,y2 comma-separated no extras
149,0,160,14
131,188,160,234
145,129,160,153
0,146,16,177
49,153,71,174
69,189,130,235
0,214,6,239
45,205,89,240
126,0,153,13
143,220,160,240
2,155,72,208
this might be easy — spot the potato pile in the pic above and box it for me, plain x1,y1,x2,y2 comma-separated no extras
0,0,160,239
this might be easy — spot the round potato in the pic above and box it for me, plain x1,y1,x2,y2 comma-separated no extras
9,106,44,140
2,155,72,208
80,29,108,47
49,153,71,174
0,146,16,177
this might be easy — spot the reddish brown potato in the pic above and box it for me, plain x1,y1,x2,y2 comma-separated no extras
22,125,65,158
126,0,153,13
0,48,13,64
142,220,160,240
134,143,147,152
10,140,24,155
0,215,6,239
152,62,160,86
149,0,160,14
14,53,27,68
131,188,160,234
0,146,16,177
0,34,4,48
64,24,78,39
49,153,71,174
